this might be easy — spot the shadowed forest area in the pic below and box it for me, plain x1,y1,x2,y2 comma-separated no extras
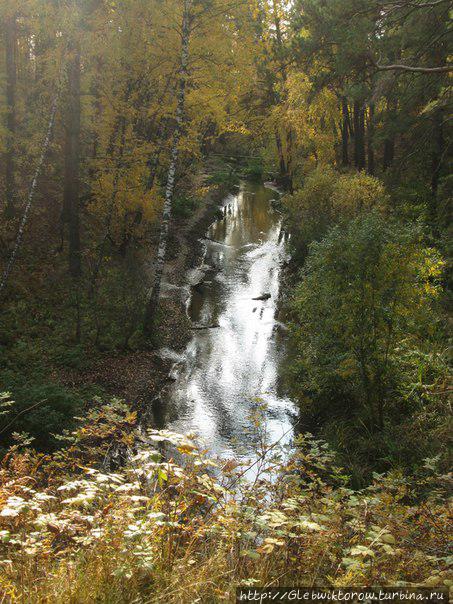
0,0,451,601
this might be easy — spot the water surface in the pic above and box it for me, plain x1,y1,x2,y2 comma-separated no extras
163,181,298,462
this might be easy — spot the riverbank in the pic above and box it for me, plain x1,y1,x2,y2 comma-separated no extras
274,168,451,486
63,182,232,421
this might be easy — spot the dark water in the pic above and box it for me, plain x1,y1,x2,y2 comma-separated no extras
162,181,298,462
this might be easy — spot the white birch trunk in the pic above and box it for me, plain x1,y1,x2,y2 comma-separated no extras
143,0,192,335
0,92,60,299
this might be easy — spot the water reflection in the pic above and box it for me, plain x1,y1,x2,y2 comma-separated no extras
163,181,298,461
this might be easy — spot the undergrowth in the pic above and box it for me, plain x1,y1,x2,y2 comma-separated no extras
0,400,451,603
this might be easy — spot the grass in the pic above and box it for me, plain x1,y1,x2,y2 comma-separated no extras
0,400,451,602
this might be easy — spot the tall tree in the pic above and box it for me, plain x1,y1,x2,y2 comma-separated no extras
61,36,82,342
353,100,366,171
341,97,350,167
367,103,375,175
4,10,17,217
0,87,61,299
382,98,396,172
62,40,82,281
143,0,192,335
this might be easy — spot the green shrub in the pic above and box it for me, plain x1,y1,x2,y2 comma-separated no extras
0,381,83,451
283,166,337,259
87,258,146,351
284,168,389,261
242,155,264,178
288,212,445,479
172,194,199,219
331,171,389,220
51,344,88,370
0,418,450,602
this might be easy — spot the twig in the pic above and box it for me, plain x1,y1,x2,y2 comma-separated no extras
0,399,47,436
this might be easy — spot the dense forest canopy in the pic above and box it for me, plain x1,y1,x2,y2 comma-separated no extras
0,0,450,309
0,0,451,601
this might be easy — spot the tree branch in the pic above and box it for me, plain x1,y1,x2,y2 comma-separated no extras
382,0,451,7
376,63,453,73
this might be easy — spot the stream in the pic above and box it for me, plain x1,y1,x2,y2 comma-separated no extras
161,181,299,467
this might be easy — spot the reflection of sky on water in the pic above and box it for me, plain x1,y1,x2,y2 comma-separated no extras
164,181,298,466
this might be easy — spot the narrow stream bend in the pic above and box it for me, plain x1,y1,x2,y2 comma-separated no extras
162,181,298,464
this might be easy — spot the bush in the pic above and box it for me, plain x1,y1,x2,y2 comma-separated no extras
284,168,389,260
51,344,88,370
288,212,445,478
87,257,146,351
172,194,199,219
242,155,264,178
0,381,83,451
331,171,389,220
0,414,450,602
284,166,337,259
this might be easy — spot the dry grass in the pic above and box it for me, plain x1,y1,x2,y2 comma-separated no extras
0,402,451,603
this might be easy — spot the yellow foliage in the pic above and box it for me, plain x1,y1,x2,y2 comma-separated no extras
273,71,339,170
332,172,390,219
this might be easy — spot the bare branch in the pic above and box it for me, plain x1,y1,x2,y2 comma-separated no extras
382,0,451,7
376,62,453,72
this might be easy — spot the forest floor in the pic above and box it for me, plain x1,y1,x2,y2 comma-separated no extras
60,182,230,420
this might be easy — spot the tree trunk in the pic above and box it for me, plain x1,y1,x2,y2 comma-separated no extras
63,43,82,280
429,30,447,203
353,100,366,170
271,0,283,50
275,130,286,179
341,97,349,166
143,0,191,336
271,1,293,192
145,119,168,191
367,103,375,176
118,210,142,258
0,93,60,299
382,98,395,172
286,128,294,193
4,14,17,218
89,117,127,298
141,77,173,190
382,138,394,172
62,42,82,342
429,107,444,226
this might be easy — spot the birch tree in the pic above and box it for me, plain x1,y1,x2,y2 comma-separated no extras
4,9,17,218
143,0,192,336
0,91,61,300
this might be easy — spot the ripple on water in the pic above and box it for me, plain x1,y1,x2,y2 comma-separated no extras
160,181,299,474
